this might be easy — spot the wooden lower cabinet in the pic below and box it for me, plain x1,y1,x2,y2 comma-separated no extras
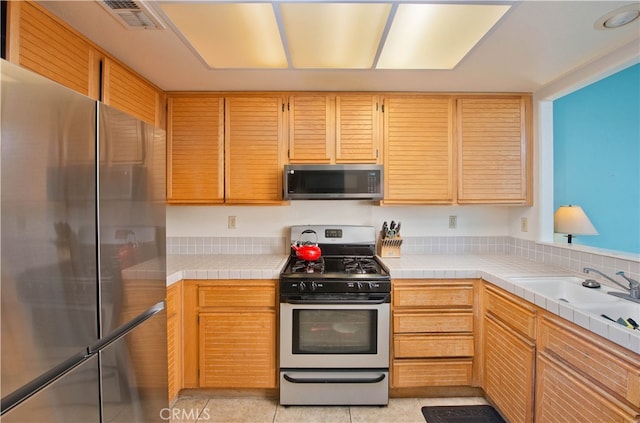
391,279,476,389
535,353,638,423
482,284,536,423
484,315,535,423
181,280,278,390
199,311,276,388
483,283,640,423
167,283,182,401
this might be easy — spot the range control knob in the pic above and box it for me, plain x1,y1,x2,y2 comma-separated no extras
298,281,306,292
356,282,364,291
310,281,318,292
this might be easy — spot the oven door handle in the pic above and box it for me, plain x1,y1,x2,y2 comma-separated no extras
283,373,386,384
282,297,389,305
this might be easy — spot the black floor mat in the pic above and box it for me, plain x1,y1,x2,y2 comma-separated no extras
421,405,506,423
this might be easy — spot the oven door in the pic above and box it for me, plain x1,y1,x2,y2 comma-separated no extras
280,300,389,369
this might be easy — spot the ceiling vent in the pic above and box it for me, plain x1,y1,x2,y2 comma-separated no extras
99,0,165,30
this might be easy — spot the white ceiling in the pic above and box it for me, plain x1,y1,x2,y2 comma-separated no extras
39,1,640,93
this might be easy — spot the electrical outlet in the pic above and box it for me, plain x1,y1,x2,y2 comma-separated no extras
228,216,236,229
521,217,528,232
448,215,457,229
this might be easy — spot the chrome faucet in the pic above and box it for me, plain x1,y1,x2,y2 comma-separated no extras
616,271,640,299
583,267,640,303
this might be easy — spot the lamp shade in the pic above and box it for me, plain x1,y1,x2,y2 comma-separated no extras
554,205,598,243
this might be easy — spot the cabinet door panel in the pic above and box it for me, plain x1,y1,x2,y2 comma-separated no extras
199,312,276,388
484,315,535,423
457,96,531,204
225,96,285,203
167,96,224,203
335,95,379,163
9,2,96,97
383,96,454,203
289,95,333,163
535,353,638,423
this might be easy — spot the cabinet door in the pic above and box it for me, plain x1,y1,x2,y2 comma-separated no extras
225,96,286,203
166,283,181,401
383,96,454,204
102,58,163,127
167,96,224,204
335,95,380,163
199,311,276,388
484,315,535,423
7,1,98,98
456,96,531,204
535,353,638,423
288,95,333,163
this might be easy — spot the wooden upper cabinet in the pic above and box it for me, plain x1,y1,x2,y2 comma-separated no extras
335,95,380,163
456,96,532,204
288,94,334,163
7,1,98,98
383,96,454,204
102,58,163,127
167,95,224,204
225,96,286,204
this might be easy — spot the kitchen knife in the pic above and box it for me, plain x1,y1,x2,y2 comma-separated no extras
395,221,401,236
381,221,388,239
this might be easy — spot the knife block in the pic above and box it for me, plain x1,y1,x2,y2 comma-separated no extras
378,236,403,258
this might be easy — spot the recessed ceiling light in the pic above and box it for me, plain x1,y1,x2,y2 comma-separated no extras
595,4,640,30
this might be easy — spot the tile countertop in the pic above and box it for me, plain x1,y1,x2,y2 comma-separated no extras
163,253,640,355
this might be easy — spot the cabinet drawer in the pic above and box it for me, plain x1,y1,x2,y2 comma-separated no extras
198,281,276,308
393,281,474,308
392,359,473,387
484,284,536,339
539,314,640,408
394,334,474,358
394,311,473,334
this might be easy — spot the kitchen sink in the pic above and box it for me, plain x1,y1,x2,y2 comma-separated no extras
576,301,640,323
510,276,620,304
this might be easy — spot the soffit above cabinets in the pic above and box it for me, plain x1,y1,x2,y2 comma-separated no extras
157,1,511,70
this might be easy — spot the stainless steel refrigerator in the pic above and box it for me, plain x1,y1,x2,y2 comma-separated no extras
0,59,168,422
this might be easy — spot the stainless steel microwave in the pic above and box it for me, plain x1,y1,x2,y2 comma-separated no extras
284,164,383,200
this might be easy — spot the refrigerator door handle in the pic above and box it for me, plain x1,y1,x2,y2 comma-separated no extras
87,301,165,355
1,351,91,416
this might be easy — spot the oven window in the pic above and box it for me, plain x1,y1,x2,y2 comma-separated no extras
292,309,377,354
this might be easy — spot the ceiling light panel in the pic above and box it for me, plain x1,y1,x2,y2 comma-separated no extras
377,3,511,70
280,2,392,69
159,3,287,68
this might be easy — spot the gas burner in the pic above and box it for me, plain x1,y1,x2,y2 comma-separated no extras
343,257,378,274
291,257,325,274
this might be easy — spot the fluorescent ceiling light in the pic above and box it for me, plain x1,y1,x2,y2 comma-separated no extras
377,3,511,69
159,2,511,70
159,3,287,68
279,3,391,69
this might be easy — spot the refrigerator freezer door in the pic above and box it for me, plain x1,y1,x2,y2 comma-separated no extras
0,60,98,396
1,355,101,423
101,309,169,423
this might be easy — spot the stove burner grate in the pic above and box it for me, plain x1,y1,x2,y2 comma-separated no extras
291,257,325,274
343,257,379,274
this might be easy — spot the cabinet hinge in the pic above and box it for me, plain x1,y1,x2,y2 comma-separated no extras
288,149,290,158
376,103,379,111
376,149,379,158
381,104,385,113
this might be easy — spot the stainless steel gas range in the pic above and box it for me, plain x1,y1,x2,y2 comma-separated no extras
279,225,391,406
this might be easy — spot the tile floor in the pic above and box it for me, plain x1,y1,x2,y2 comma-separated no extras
169,396,489,423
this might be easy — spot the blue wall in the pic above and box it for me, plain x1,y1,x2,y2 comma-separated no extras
554,63,640,254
